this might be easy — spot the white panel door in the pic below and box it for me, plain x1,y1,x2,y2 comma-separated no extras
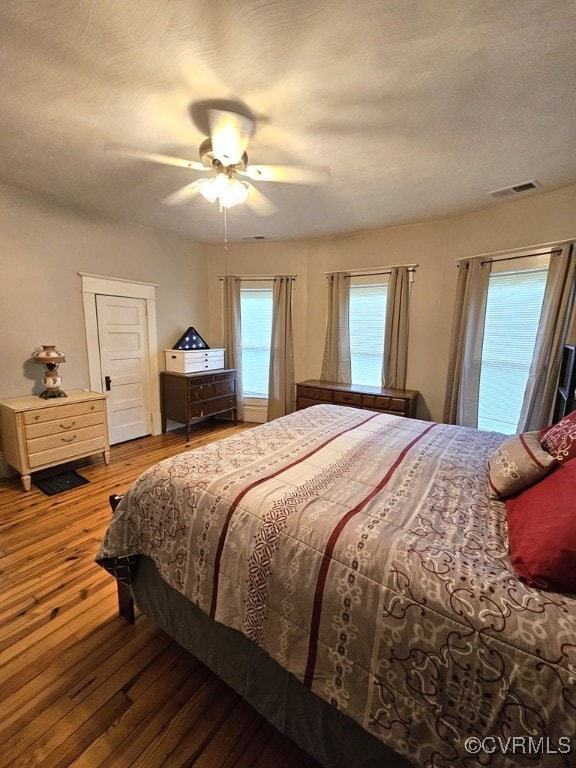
96,295,151,444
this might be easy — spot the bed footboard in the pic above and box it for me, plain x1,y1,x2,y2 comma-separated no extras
108,494,135,624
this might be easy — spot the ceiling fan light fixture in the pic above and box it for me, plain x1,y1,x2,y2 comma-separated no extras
199,173,249,209
220,176,249,208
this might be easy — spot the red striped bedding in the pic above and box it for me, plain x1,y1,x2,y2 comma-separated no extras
96,404,576,767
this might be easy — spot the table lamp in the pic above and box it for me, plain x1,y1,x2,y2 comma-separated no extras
33,344,67,398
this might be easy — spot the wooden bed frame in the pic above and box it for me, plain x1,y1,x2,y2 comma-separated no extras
109,495,135,623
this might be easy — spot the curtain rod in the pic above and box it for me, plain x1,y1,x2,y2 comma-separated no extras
480,249,562,266
454,240,573,262
218,275,296,281
324,264,418,277
455,248,562,268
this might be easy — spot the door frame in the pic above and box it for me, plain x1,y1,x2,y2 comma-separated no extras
80,272,162,436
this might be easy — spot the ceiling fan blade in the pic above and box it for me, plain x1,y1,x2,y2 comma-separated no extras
162,179,206,206
208,110,254,166
107,144,207,172
241,164,331,185
245,183,278,217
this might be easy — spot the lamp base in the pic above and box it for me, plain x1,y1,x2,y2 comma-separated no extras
39,390,68,399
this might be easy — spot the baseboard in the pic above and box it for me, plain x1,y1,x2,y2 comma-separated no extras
0,451,11,479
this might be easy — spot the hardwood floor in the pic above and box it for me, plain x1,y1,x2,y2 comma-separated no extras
0,422,322,768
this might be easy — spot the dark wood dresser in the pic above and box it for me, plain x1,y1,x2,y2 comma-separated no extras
296,379,418,418
161,369,237,441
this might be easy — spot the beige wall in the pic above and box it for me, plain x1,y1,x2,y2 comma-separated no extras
0,183,208,400
206,185,576,422
1,179,574,423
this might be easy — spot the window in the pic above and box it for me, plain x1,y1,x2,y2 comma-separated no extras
477,268,548,433
240,286,273,397
349,280,388,386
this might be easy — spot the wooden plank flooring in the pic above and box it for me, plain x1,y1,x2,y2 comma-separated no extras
0,422,322,768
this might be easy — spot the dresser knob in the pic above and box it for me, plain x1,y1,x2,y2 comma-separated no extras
61,434,77,443
60,421,76,430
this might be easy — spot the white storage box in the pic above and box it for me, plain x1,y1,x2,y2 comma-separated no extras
164,348,225,374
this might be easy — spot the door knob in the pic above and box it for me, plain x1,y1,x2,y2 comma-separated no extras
105,375,112,391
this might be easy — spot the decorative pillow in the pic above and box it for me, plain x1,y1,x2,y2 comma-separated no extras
540,410,576,464
487,431,556,499
506,458,576,593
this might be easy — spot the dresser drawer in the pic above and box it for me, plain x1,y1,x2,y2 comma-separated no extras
189,394,236,419
361,394,410,414
212,378,235,398
389,397,409,413
334,391,362,406
24,410,104,439
27,424,105,455
23,399,103,425
27,436,108,469
298,386,332,402
189,383,214,401
297,397,325,410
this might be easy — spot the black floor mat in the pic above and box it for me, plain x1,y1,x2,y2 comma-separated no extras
32,470,90,495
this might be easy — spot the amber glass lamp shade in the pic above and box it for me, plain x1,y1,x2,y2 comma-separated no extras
34,344,67,398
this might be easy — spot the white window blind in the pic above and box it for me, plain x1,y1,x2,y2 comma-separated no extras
349,282,388,386
240,287,273,397
477,268,548,434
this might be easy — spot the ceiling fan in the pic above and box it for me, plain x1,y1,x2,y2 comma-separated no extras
110,109,330,216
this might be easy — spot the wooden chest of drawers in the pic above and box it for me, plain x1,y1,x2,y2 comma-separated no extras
296,379,419,418
0,390,110,491
161,369,237,442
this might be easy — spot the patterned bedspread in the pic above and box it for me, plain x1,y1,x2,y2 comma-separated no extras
96,405,576,767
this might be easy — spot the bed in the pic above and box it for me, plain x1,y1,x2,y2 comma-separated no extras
96,404,576,768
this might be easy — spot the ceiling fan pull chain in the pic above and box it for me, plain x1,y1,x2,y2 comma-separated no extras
223,207,228,252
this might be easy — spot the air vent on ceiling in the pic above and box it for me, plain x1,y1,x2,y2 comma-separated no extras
241,235,267,240
489,180,542,198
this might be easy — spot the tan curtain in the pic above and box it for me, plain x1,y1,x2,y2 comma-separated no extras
321,272,351,383
443,258,491,426
382,266,410,389
267,276,295,421
518,243,576,431
222,275,244,421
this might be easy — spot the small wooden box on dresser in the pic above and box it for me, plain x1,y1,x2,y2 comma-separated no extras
161,369,237,442
0,390,110,491
296,379,419,418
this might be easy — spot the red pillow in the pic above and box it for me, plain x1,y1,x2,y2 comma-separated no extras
506,458,576,593
540,410,576,464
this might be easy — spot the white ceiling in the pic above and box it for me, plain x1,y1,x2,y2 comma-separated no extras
1,0,576,243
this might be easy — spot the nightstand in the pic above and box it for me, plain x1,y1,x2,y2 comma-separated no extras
0,390,110,491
